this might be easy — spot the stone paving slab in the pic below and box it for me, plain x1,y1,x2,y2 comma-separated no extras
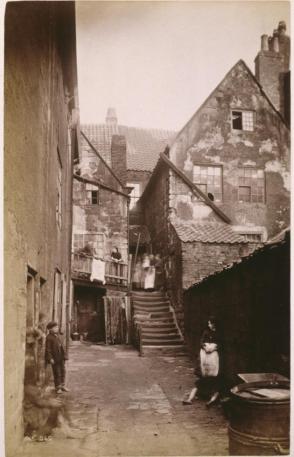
17,343,229,456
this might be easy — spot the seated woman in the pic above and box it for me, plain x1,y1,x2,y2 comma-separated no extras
183,316,222,407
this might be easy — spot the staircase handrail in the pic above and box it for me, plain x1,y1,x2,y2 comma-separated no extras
169,301,184,341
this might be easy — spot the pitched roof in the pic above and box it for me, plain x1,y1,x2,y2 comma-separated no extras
172,221,248,244
172,59,288,148
81,123,176,172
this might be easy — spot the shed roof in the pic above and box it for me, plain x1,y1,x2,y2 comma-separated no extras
172,221,248,244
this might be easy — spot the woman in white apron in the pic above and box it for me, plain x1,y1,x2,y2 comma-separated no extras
183,317,221,406
143,254,156,290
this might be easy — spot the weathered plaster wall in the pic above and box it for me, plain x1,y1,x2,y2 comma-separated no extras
4,3,77,454
169,60,290,237
73,180,129,262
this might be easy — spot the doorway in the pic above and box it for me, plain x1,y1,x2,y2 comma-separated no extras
74,285,105,342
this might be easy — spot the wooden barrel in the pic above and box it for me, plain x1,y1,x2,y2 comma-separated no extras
228,380,290,455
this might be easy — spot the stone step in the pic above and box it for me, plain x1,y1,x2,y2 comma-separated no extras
131,294,167,302
141,332,181,340
149,311,173,318
133,304,170,313
141,326,178,334
132,299,170,306
142,338,183,345
132,290,165,296
135,317,175,324
141,321,178,328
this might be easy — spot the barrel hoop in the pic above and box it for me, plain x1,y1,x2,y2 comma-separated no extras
228,425,289,450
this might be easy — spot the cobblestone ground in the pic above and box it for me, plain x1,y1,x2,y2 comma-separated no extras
18,342,229,457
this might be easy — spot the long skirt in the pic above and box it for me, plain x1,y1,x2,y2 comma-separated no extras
144,266,155,289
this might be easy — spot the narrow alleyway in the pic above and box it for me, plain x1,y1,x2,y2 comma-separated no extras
19,343,228,456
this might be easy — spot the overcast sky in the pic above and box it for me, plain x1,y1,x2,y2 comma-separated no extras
76,1,290,131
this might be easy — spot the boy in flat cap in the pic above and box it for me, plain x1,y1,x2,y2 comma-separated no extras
45,321,69,394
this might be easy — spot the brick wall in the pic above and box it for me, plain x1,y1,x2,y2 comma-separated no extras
4,2,77,454
182,241,261,289
183,235,290,386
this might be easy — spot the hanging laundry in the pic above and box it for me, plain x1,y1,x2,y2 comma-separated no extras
90,258,105,284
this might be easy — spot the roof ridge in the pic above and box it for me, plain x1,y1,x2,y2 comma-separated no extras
82,122,176,134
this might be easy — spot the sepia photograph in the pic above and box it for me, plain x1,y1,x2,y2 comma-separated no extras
3,1,290,456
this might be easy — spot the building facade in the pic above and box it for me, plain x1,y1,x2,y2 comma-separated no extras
4,2,79,454
71,132,130,344
139,22,290,331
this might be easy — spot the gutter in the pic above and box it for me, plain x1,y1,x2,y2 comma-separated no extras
73,173,130,199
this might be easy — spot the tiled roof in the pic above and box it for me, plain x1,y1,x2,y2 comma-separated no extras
129,225,150,246
82,123,176,172
172,221,248,244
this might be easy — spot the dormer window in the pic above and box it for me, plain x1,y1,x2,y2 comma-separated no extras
232,110,254,131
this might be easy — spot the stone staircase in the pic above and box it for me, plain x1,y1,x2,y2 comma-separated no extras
131,290,185,356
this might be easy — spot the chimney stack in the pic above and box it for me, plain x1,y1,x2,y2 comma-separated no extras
111,135,127,186
261,34,269,51
255,21,290,124
261,35,269,51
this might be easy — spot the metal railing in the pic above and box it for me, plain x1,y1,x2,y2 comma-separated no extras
72,253,128,286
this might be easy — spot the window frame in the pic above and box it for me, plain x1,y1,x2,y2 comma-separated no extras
73,232,105,258
193,163,223,203
237,167,265,204
231,109,255,132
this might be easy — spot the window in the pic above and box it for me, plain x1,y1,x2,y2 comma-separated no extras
240,233,262,242
127,182,141,209
91,191,99,204
73,233,104,258
232,110,254,131
238,168,265,203
193,165,223,202
85,184,99,205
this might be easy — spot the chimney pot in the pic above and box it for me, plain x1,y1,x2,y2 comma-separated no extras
273,36,280,53
261,34,269,51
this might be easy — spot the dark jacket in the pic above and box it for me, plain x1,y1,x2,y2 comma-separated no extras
45,332,66,364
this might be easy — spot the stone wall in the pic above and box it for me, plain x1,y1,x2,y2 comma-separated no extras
4,2,78,454
73,179,129,262
182,241,261,289
183,234,290,386
169,60,290,238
